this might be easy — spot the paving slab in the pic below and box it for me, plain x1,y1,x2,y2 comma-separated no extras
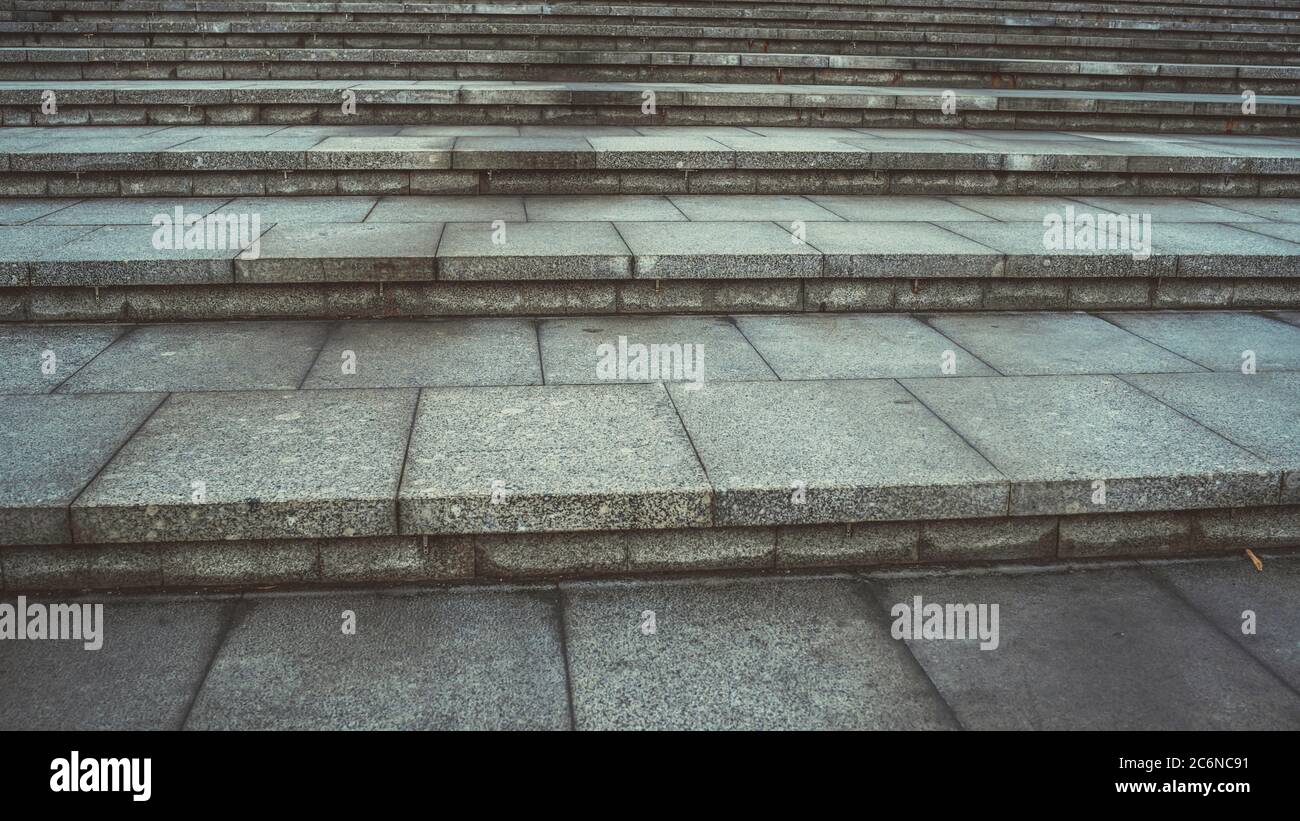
667,379,1007,526
1123,372,1300,502
944,196,1120,222
1071,196,1271,223
869,566,1300,730
562,576,958,730
538,315,774,385
0,392,163,545
938,220,1171,278
807,195,992,222
1144,553,1300,691
33,197,229,225
1196,198,1300,222
0,323,127,394
903,375,1279,515
399,383,710,534
0,199,80,225
185,589,570,730
306,136,452,170
365,195,524,223
436,221,631,280
802,221,1004,278
1152,222,1300,277
236,222,441,282
1100,311,1300,371
0,225,98,286
616,221,822,279
923,312,1206,375
522,195,684,222
72,389,417,543
212,196,377,224
0,596,232,730
30,224,248,287
302,318,541,389
667,194,842,222
735,313,995,379
57,321,329,393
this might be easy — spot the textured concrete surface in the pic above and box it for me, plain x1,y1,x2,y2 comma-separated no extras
4,557,1300,730
72,389,417,543
400,383,711,533
869,565,1300,729
0,392,163,545
302,318,541,389
185,589,570,730
668,379,1007,525
904,375,1279,515
561,577,959,730
57,321,329,393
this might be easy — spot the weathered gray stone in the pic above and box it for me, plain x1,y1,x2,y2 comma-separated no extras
904,375,1279,515
1102,310,1300,370
920,517,1058,562
524,194,684,222
436,221,631,280
777,522,917,567
618,221,822,279
185,589,571,729
0,323,127,394
236,222,440,282
318,536,474,584
669,379,1007,526
161,539,319,587
1059,511,1197,557
73,389,417,543
807,221,1004,278
400,383,711,533
1194,506,1300,551
562,576,959,730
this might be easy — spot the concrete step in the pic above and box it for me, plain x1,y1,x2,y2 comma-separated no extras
3,125,1299,201
3,21,1299,68
3,80,1297,134
4,191,1300,320
1,310,1298,588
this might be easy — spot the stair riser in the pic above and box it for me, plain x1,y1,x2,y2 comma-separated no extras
4,506,1298,592
6,277,1299,323
5,104,1296,134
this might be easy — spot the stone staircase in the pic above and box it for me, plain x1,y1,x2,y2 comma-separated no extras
1,0,1298,591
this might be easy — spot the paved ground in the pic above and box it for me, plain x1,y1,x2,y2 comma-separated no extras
1,552,1297,730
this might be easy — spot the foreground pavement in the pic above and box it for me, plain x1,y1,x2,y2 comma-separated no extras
1,553,1297,730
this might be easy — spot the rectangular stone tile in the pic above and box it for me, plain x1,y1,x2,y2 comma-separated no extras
669,379,1007,526
563,576,957,730
804,222,1004,278
938,220,1171,278
213,195,377,223
1195,506,1300,551
0,225,99,286
1145,554,1300,691
522,194,684,222
0,198,80,225
668,194,841,222
944,196,1118,222
72,389,417,543
33,197,229,225
1059,511,1196,558
436,221,631,280
306,136,452,170
807,195,993,222
0,393,163,545
1197,198,1300,223
236,222,440,282
1240,221,1300,246
924,312,1205,376
538,315,773,385
903,375,1279,515
589,136,733,170
318,536,473,584
475,531,627,579
1270,310,1300,328
365,195,525,223
777,522,918,568
920,516,1058,562
452,137,594,170
617,221,822,279
31,224,247,287
735,313,994,379
0,596,232,730
1123,372,1300,503
1100,310,1300,370
400,383,710,533
1154,223,1300,277
302,318,541,389
161,539,319,588
57,321,329,393
1,542,163,591
185,589,569,730
0,323,127,394
869,566,1300,729
1072,196,1271,223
